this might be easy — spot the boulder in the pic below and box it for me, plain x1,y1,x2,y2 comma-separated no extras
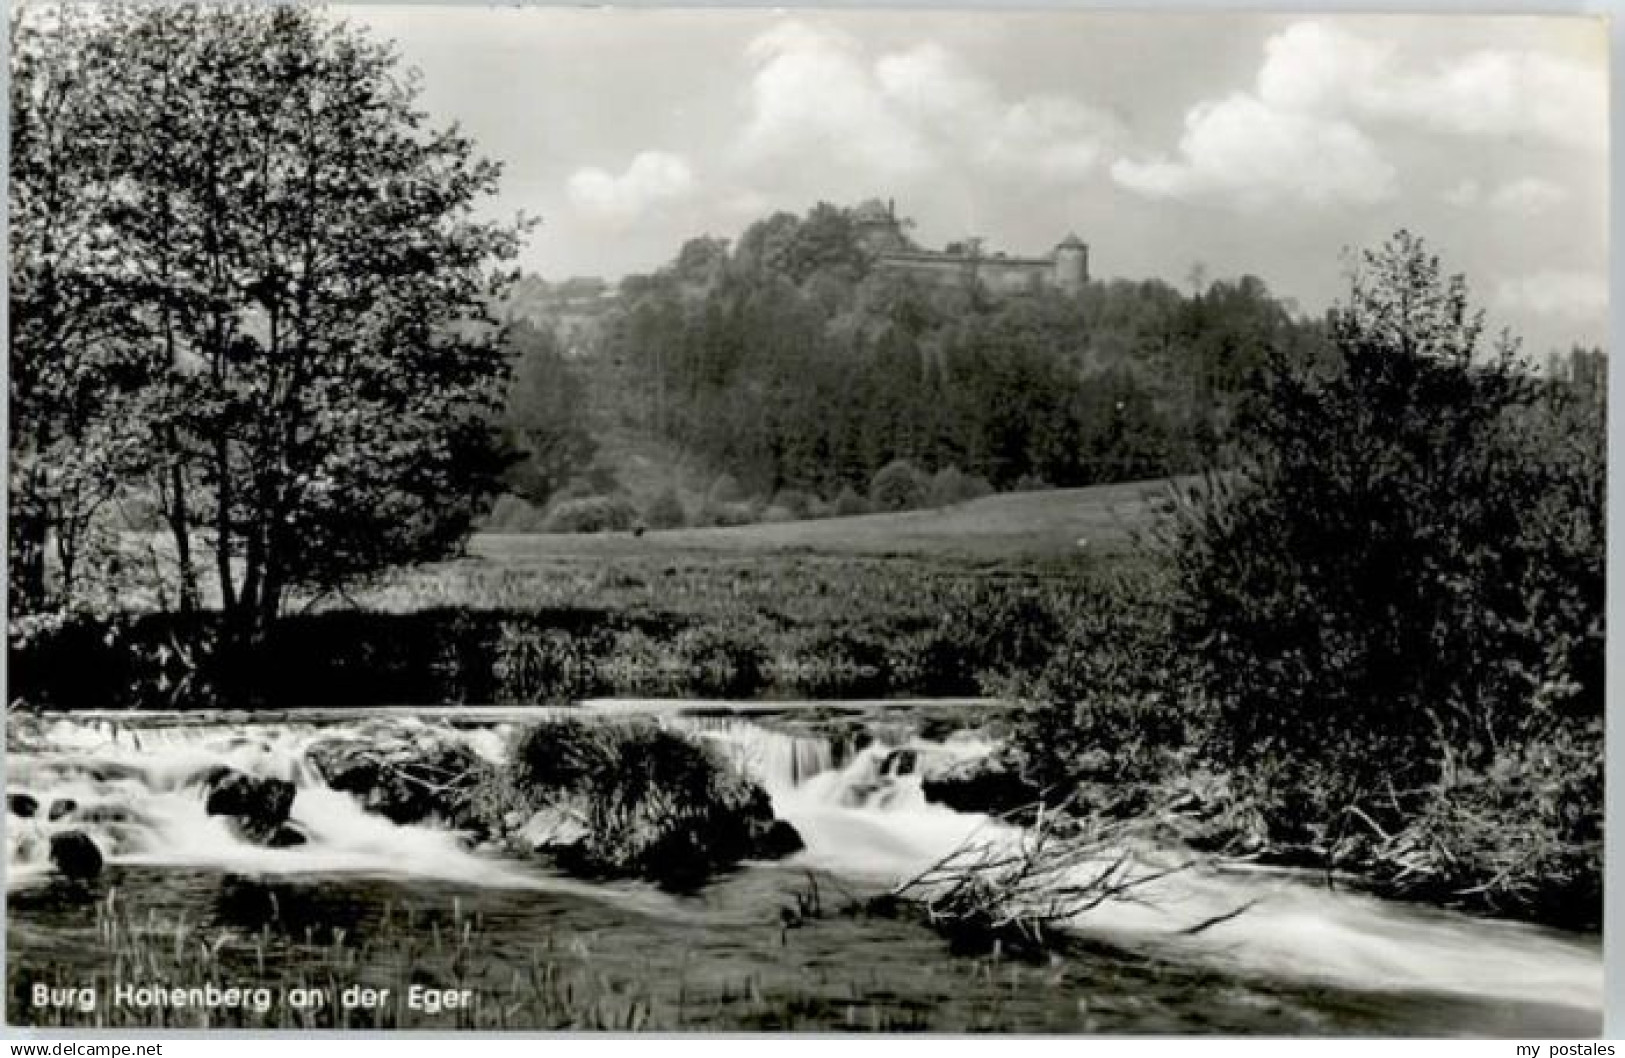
266,822,310,849
513,808,590,852
205,771,296,844
8,792,38,818
753,819,805,860
881,748,919,777
62,803,141,826
49,830,103,880
46,798,77,822
920,754,1038,816
81,761,144,783
307,737,485,827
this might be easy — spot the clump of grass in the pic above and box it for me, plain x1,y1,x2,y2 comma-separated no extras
495,718,784,889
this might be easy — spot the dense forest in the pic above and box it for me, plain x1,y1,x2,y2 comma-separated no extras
490,202,1331,530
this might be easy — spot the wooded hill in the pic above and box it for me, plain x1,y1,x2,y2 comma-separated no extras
488,202,1332,531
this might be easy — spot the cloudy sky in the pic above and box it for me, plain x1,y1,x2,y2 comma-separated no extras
352,8,1608,355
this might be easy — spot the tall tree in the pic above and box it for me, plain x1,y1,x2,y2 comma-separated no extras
1168,231,1554,815
499,321,595,507
14,3,528,643
9,4,154,612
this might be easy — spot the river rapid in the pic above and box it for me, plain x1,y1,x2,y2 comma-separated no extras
4,701,1603,1034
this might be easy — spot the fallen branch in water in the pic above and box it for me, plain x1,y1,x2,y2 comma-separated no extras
887,798,1250,958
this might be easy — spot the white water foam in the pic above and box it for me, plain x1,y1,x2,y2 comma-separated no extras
746,732,1602,1014
7,709,1602,1013
8,718,633,906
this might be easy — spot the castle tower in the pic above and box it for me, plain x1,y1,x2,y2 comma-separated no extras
1053,233,1089,294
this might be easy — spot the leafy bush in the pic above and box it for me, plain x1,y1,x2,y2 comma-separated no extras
938,579,1071,687
1009,570,1188,792
769,488,816,519
926,467,993,508
1334,719,1601,928
1167,233,1597,805
493,624,608,701
779,629,893,697
832,486,870,517
697,499,758,527
484,493,548,532
1156,232,1602,919
544,494,640,534
642,487,687,530
996,233,1602,925
869,459,928,512
673,623,770,697
705,473,746,506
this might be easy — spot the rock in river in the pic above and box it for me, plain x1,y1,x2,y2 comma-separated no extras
306,736,487,829
204,770,296,844
920,753,1038,816
49,831,103,880
754,819,805,859
266,822,310,849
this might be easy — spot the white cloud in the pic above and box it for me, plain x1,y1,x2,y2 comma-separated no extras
1111,93,1397,209
1256,21,1605,153
739,23,933,179
1440,176,1569,215
1377,48,1606,153
1255,21,1394,116
567,151,696,224
1495,270,1608,319
736,23,1119,188
1441,178,1483,208
1114,19,1605,210
1487,177,1569,215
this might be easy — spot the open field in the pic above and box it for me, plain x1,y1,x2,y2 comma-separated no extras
351,479,1176,617
99,480,1175,613
19,485,1171,710
294,486,1172,706
471,479,1176,564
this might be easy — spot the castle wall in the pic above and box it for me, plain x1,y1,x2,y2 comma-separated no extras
875,253,976,288
975,259,1051,295
877,251,1064,295
860,204,1087,297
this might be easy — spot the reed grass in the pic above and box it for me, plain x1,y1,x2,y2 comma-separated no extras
12,888,655,1030
9,886,1075,1031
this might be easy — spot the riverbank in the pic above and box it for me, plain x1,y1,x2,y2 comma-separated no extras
7,487,1601,936
4,708,1603,1034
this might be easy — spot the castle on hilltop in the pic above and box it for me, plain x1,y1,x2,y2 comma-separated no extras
852,199,1089,297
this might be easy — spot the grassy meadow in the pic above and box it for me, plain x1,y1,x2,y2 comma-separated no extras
487,479,1166,560
357,479,1170,612
14,483,1169,711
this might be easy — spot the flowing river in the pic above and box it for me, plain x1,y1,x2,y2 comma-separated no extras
4,702,1602,1034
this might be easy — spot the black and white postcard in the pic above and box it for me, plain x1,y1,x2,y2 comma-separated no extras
5,4,1607,1037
